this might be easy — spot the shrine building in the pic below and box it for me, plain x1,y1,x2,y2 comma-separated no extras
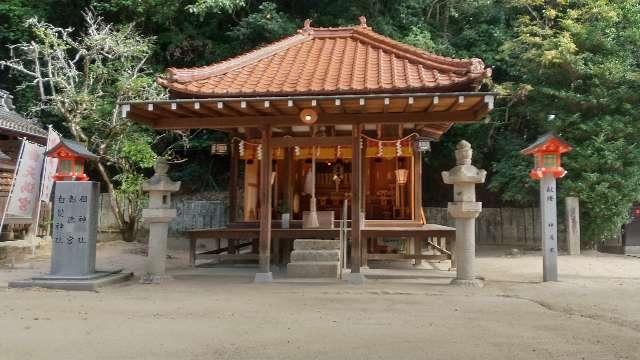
120,17,496,278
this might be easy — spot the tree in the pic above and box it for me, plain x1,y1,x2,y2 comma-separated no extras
1,10,165,240
494,0,640,244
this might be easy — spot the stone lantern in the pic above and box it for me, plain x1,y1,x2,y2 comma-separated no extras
442,141,486,287
141,158,180,283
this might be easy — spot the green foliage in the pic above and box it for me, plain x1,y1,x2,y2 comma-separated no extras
495,0,640,243
186,0,246,15
227,2,296,45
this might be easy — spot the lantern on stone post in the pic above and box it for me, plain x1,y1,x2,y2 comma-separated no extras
521,133,572,282
44,139,103,278
10,139,132,290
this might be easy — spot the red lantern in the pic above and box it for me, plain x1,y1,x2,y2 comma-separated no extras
45,138,98,181
521,133,572,180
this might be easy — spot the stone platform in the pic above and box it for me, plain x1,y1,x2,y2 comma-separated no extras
8,269,133,291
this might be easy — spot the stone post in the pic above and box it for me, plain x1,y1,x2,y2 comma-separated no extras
540,173,559,281
565,197,580,255
442,141,486,287
141,158,181,283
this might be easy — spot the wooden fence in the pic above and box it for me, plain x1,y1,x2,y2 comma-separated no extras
425,207,566,248
97,194,554,247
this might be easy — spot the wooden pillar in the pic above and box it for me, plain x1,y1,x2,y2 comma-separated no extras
351,124,362,273
413,150,423,222
229,140,239,223
283,147,294,213
259,125,273,274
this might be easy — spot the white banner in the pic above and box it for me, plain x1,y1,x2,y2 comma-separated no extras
6,141,45,217
40,127,61,201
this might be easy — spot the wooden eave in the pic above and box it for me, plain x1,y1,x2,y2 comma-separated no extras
119,92,496,140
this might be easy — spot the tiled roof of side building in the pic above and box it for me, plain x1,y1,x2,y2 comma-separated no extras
0,90,47,139
158,17,492,98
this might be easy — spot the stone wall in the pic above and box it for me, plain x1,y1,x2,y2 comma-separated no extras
96,193,228,241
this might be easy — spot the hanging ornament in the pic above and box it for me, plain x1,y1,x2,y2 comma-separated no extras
396,140,403,157
294,145,301,156
257,144,263,160
377,141,384,158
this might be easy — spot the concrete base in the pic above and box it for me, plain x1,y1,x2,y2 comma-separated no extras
9,271,133,291
348,272,367,285
254,272,273,283
31,268,124,281
140,274,173,284
450,278,484,288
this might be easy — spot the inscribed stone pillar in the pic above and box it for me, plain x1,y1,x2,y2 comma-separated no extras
565,197,580,255
442,141,486,287
141,158,180,283
50,181,100,277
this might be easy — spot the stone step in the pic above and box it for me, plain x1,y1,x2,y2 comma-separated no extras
293,239,340,251
290,249,340,262
287,261,340,278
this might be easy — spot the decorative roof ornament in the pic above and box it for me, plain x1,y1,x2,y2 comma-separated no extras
299,19,314,35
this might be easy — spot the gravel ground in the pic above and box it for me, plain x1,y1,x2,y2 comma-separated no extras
0,242,638,360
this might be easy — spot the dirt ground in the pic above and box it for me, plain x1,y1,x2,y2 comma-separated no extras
1,241,639,360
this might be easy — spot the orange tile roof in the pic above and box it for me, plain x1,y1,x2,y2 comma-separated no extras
158,17,492,98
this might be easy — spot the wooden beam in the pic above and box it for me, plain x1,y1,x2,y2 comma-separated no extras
351,124,362,273
259,125,273,273
425,96,439,112
215,101,245,116
270,136,352,147
147,110,480,129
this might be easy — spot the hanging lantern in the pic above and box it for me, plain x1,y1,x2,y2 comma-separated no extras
299,108,318,125
394,169,409,185
211,142,228,155
415,137,432,152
